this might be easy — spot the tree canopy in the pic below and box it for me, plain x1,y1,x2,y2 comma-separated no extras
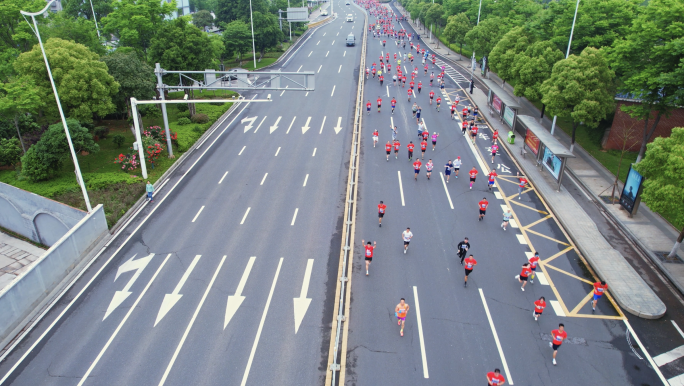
101,51,155,117
488,27,529,84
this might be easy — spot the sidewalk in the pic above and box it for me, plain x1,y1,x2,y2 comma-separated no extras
0,232,45,292
392,5,674,318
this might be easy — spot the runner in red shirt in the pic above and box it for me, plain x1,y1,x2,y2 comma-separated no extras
413,159,422,180
592,281,608,312
515,262,532,291
487,170,497,191
492,129,499,143
487,369,505,386
407,141,415,161
461,120,468,135
468,167,478,189
393,139,400,159
533,296,546,321
417,81,422,93
517,172,528,200
550,323,567,365
377,97,382,113
478,197,489,221
421,130,429,142
372,67,376,78
377,201,386,227
419,139,427,159
372,129,379,147
408,88,412,102
391,97,397,114
409,80,414,90
462,107,468,120
463,254,477,288
361,239,376,276
366,100,371,115
385,141,392,161
470,124,479,143
429,90,435,104
528,252,540,283
402,75,407,86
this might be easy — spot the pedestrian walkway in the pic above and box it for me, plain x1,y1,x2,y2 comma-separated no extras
0,232,45,291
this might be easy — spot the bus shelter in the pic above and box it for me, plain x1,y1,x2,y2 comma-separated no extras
482,79,520,133
517,115,575,191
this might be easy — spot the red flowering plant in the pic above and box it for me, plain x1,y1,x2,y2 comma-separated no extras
142,131,165,166
114,153,139,171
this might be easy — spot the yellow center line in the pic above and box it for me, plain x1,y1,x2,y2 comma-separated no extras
508,199,548,214
541,246,574,264
565,313,625,320
569,291,595,315
505,187,534,200
525,229,570,246
544,263,594,284
495,177,522,186
521,215,553,230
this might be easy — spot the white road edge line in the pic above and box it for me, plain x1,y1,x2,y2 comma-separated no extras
439,172,454,209
303,174,309,187
191,206,205,223
397,171,405,206
240,258,283,386
158,255,226,386
240,207,251,225
479,288,514,385
291,208,299,226
624,319,669,386
76,254,171,386
260,173,268,185
412,286,429,379
239,146,246,155
218,171,228,184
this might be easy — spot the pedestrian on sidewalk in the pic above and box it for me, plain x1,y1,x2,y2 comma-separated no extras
501,209,512,230
146,181,154,202
378,201,386,227
402,227,413,253
515,263,532,291
533,296,546,321
463,254,477,287
550,324,567,365
529,252,540,283
487,369,505,385
517,172,528,200
457,237,470,265
362,239,376,276
592,281,608,312
395,298,410,337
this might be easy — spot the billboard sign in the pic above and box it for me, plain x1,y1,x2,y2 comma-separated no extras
492,94,502,114
542,146,562,180
503,105,515,128
524,128,541,156
619,165,644,214
287,7,308,22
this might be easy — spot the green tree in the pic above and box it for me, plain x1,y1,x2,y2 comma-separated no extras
443,0,469,17
192,9,214,30
15,38,119,123
0,76,43,153
540,47,615,153
251,11,283,57
634,127,684,258
101,51,155,118
488,27,529,85
0,0,43,52
216,0,268,25
42,12,105,56
0,48,19,83
101,0,176,61
0,137,22,167
606,0,684,163
443,13,471,58
513,40,564,110
464,16,508,67
21,118,99,182
62,0,112,23
222,20,251,63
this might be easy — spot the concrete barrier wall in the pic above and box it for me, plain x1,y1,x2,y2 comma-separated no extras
0,182,86,246
0,204,108,344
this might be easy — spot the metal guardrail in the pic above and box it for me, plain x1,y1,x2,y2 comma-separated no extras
324,3,368,386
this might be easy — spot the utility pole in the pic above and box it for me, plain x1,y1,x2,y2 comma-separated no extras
249,0,257,69
469,0,482,94
550,0,580,135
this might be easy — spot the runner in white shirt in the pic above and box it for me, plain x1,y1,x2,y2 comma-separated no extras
453,156,462,178
425,159,434,180
402,227,413,254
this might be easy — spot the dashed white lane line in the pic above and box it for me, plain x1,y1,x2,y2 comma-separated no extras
331,86,336,97
312,148,317,156
253,116,267,133
286,117,296,134
297,65,302,72
158,255,225,386
280,85,289,96
326,51,329,57
218,171,228,184
344,51,346,56
439,172,454,209
275,147,281,156
240,258,283,386
308,51,313,57
332,40,335,45
305,92,309,97
550,300,566,317
239,146,246,155
413,286,429,379
319,117,327,134
323,32,326,36
479,288,514,385
516,234,527,244
337,32,339,36
260,173,268,185
303,174,309,187
291,208,299,226
535,271,549,285
240,207,251,225
191,206,205,223
339,65,342,73
317,40,320,45
397,171,405,206
318,65,322,73
386,85,390,97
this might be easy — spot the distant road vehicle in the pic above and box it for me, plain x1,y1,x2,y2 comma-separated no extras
346,33,356,46
347,14,353,21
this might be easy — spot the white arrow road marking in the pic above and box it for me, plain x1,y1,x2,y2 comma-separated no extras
302,117,312,134
103,253,154,320
241,116,257,133
154,255,201,326
286,116,296,134
77,254,171,386
294,259,314,333
319,116,327,134
253,116,267,133
334,117,343,134
269,116,281,133
225,256,256,329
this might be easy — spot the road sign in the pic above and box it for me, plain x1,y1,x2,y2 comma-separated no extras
287,7,308,22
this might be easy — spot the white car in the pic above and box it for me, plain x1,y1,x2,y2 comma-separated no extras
345,1,350,4
321,9,328,15
346,14,353,22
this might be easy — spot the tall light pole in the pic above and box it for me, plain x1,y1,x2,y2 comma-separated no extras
21,1,93,213
550,0,580,135
88,0,101,39
249,0,257,69
468,0,482,94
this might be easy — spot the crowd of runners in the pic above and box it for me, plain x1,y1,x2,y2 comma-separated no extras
355,0,609,375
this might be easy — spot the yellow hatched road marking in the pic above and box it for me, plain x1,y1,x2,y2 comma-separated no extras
525,229,570,246
544,263,594,285
569,291,595,315
508,200,548,214
521,215,553,230
541,246,574,264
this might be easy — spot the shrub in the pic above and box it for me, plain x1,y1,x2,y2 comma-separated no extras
176,103,189,112
192,125,204,134
176,111,191,119
94,126,110,139
114,153,139,171
139,104,161,118
209,101,224,106
177,117,191,125
191,113,209,124
112,134,125,148
0,138,22,166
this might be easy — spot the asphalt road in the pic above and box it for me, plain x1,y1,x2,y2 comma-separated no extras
0,8,362,386
344,2,664,385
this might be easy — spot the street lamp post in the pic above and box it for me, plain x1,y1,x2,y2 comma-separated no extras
469,0,482,94
88,0,101,39
550,0,580,135
249,0,257,69
21,1,93,212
